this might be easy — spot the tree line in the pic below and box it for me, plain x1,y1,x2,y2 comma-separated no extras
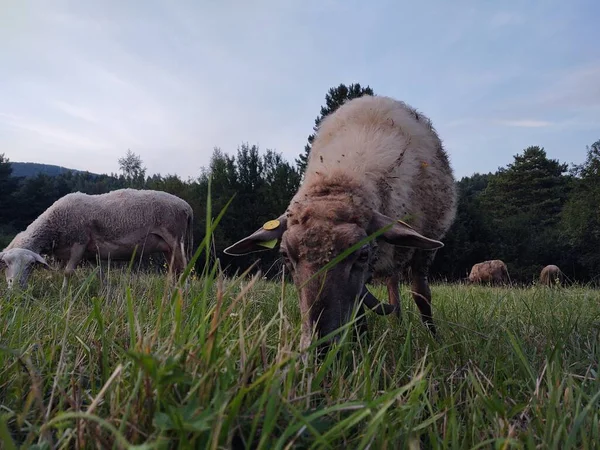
1,83,599,284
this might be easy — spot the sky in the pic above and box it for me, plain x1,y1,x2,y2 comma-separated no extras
1,0,599,180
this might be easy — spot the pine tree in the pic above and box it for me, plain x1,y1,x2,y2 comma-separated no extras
296,83,374,175
482,146,569,228
431,173,495,279
0,153,18,227
480,146,571,280
561,139,600,278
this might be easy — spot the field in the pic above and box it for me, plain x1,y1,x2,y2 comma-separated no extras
1,261,600,450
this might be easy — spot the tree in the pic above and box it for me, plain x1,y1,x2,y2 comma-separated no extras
0,153,18,228
11,174,61,231
431,173,495,279
571,139,600,180
482,146,569,227
480,146,571,280
296,83,374,175
200,144,302,277
561,139,600,279
118,149,146,188
261,149,301,214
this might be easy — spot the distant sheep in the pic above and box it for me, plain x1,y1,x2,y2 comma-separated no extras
468,260,510,285
1,188,193,289
224,95,457,349
540,264,563,287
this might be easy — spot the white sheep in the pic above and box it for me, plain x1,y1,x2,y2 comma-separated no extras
1,188,194,289
468,260,510,285
224,95,458,349
540,264,563,287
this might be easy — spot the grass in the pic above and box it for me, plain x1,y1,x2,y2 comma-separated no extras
1,266,600,449
1,188,599,449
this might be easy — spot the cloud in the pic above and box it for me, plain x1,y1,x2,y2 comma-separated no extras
536,65,600,111
456,63,600,135
53,101,99,124
494,119,554,128
2,1,599,181
0,113,109,149
495,64,600,115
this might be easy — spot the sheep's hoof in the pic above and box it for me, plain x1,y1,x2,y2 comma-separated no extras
394,305,402,321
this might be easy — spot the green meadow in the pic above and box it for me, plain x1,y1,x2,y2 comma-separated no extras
1,263,599,449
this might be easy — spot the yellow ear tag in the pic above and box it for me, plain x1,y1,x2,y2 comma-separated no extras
262,219,280,231
257,239,278,249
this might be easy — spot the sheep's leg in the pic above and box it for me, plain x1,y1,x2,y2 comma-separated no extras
410,249,438,336
61,243,87,291
410,274,436,335
167,239,188,283
179,239,188,271
164,249,183,284
96,258,108,287
386,274,402,320
156,230,186,283
164,250,175,282
172,242,187,274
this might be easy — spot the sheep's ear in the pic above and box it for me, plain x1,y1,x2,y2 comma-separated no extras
33,253,51,269
368,211,444,250
0,252,5,269
224,215,287,256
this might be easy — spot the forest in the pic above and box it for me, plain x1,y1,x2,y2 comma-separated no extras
1,83,599,285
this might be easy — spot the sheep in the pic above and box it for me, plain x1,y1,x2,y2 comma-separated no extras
0,248,51,290
540,264,563,287
224,95,458,350
468,260,510,286
1,188,193,289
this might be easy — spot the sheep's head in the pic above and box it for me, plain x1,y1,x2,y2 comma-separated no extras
0,248,50,289
224,192,444,352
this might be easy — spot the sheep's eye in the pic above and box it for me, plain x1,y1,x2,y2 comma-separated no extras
356,247,370,263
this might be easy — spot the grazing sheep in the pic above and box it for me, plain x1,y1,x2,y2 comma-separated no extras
1,188,193,289
468,260,510,285
540,264,563,287
0,248,51,290
224,95,457,349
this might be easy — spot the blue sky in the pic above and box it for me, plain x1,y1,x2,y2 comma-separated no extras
1,0,599,180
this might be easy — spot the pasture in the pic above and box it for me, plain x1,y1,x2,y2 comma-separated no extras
1,265,599,449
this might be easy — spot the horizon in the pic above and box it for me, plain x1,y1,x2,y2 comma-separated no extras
2,1,599,180
6,138,592,181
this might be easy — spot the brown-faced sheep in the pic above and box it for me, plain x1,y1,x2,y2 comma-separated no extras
540,264,563,287
468,260,510,285
224,95,457,350
1,188,193,289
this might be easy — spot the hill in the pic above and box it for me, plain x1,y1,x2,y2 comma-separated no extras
10,162,99,178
